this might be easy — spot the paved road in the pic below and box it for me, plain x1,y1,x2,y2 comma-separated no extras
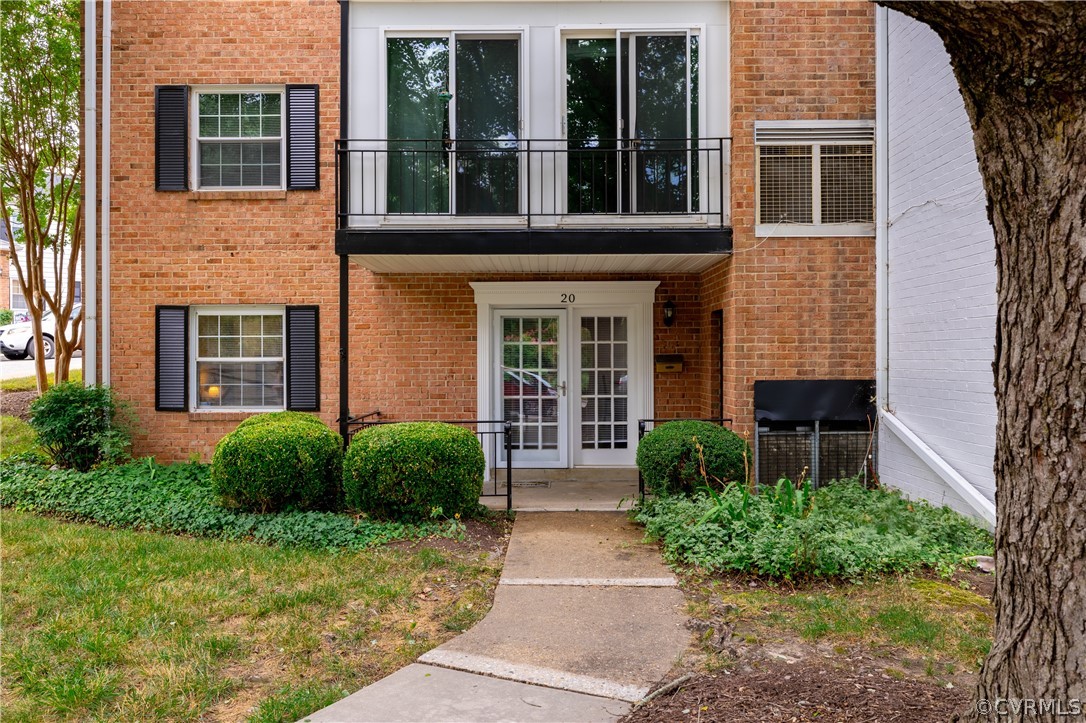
0,355,82,382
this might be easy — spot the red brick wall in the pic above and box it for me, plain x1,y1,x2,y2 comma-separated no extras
103,0,874,461
344,272,703,423
700,0,877,438
106,0,340,461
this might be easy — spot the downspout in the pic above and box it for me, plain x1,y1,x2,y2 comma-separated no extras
101,0,111,384
83,0,97,386
875,5,889,412
337,0,350,443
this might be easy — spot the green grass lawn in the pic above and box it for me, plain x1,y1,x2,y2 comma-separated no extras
685,573,994,680
1,416,37,458
1,369,82,393
1,511,503,722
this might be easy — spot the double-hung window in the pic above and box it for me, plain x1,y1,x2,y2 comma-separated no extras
755,121,875,236
155,305,320,413
194,307,285,409
195,90,284,189
154,84,319,192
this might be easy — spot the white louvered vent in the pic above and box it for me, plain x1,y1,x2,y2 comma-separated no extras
754,124,875,146
756,123,874,226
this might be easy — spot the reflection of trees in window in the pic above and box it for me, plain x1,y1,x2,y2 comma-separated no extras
633,35,694,213
387,38,449,213
567,39,618,213
455,39,520,215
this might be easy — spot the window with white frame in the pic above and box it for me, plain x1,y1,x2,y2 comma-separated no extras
194,90,284,189
755,122,874,233
10,282,26,311
193,307,285,409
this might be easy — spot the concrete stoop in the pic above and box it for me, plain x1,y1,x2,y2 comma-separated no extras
301,512,689,723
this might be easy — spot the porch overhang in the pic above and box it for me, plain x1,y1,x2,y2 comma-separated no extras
335,227,732,273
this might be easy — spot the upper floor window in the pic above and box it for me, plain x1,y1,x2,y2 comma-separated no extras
755,122,874,236
195,90,284,189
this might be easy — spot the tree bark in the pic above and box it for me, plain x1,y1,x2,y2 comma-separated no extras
878,2,1086,719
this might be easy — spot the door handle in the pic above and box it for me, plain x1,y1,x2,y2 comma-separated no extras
558,382,567,397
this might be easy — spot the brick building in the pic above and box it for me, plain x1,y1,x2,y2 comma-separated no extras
83,0,876,480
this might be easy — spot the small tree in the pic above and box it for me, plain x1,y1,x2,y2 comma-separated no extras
0,0,83,392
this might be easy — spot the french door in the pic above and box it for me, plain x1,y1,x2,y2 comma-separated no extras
494,308,639,467
386,34,521,215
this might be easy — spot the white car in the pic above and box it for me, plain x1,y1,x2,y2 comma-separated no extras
0,305,81,360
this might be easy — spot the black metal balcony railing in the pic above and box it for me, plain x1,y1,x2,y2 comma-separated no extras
335,137,730,229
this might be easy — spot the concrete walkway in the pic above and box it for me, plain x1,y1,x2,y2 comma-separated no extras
302,512,689,722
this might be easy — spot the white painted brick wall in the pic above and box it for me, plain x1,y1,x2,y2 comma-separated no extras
878,10,997,519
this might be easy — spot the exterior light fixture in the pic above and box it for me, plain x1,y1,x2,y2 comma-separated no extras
663,300,676,327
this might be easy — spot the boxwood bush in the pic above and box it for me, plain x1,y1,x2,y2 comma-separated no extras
636,420,749,496
344,422,484,520
211,414,343,513
29,382,129,471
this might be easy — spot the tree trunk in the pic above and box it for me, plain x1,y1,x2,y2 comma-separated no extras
878,2,1086,718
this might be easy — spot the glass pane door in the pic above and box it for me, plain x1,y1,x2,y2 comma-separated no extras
497,312,564,465
565,38,618,214
387,37,450,214
454,38,520,215
577,315,631,463
628,33,695,213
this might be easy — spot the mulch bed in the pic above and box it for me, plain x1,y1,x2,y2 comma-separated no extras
623,659,971,722
386,516,513,559
1,390,37,420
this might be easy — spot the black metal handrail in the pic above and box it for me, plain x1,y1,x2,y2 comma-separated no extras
636,417,735,498
335,137,730,229
344,415,513,511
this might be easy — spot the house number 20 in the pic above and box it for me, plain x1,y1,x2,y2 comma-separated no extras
561,293,576,303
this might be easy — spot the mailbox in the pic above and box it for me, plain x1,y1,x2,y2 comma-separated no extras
655,354,684,373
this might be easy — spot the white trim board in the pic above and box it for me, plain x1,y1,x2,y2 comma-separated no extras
880,409,996,528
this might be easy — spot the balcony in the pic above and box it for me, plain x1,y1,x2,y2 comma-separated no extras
334,137,732,273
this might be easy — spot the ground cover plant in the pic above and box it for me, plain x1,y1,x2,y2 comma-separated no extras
1,457,462,550
635,479,993,580
1,510,507,722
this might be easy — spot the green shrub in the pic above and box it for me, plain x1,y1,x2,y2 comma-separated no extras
211,417,343,513
235,411,330,431
634,479,994,580
0,457,462,550
29,383,129,471
344,422,484,520
0,308,13,326
636,421,749,496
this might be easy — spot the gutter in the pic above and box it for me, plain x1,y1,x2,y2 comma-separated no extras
101,0,111,384
83,0,97,385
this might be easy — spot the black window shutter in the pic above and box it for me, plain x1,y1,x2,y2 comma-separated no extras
155,86,188,191
156,306,188,411
286,306,320,410
286,85,320,190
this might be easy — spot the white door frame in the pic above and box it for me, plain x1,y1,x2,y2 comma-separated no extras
471,280,658,469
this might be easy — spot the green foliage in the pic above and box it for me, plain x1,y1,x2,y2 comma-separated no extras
634,479,993,580
636,421,749,496
28,382,129,471
344,422,485,520
0,308,13,325
0,457,462,550
1,415,37,458
211,416,343,513
2,0,84,388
